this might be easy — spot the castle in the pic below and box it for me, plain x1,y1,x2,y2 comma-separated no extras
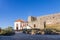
14,13,60,31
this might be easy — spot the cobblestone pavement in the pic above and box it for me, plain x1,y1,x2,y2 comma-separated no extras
0,33,60,40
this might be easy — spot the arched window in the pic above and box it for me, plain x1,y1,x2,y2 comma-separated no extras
44,21,46,28
16,24,18,27
53,16,55,18
34,24,36,28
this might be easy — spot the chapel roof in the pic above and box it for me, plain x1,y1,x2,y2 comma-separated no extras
15,19,24,22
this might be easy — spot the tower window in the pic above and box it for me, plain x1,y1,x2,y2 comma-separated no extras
34,24,36,28
53,17,55,18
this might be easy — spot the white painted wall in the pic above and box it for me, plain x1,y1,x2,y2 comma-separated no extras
14,22,21,30
14,21,31,30
23,26,31,29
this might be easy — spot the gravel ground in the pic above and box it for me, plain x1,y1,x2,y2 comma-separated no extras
0,33,60,40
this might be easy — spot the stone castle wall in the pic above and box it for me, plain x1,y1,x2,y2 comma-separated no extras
28,13,60,29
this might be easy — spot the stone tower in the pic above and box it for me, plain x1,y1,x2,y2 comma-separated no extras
28,13,60,30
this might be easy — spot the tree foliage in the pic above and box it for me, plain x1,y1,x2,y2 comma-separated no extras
0,26,15,36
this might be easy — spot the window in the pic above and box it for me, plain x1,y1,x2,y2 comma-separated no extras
53,17,55,18
34,24,36,28
16,24,18,27
44,21,46,28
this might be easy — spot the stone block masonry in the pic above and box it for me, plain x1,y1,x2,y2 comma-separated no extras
28,13,60,30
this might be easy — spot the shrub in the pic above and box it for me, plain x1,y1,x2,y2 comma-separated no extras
44,28,53,35
22,28,41,35
0,27,15,36
22,29,31,34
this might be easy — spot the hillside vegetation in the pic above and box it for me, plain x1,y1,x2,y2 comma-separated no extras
46,23,60,31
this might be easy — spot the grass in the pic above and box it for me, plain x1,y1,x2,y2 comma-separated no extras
46,23,60,31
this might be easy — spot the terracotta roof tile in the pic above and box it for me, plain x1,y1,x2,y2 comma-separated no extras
15,19,24,22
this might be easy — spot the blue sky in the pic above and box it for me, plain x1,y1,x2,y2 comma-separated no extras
0,0,60,28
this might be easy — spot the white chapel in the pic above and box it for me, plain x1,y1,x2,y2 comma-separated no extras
14,19,32,31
